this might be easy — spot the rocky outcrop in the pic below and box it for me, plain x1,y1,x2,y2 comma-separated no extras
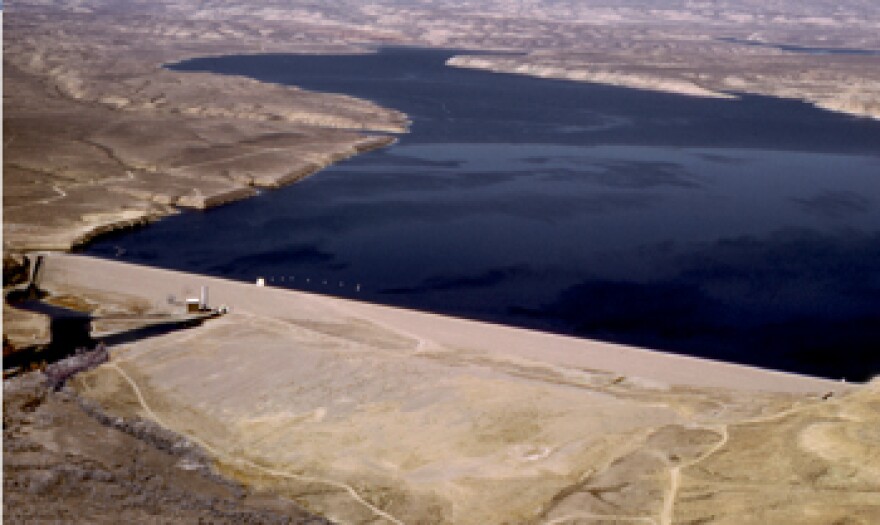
3,372,330,523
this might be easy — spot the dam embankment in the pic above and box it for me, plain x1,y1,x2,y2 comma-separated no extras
41,252,848,393
39,252,872,525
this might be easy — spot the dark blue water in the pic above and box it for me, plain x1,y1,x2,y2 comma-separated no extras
86,48,880,380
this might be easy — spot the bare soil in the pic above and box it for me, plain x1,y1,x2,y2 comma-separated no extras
3,372,333,524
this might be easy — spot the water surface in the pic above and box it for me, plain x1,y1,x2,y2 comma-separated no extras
86,48,880,380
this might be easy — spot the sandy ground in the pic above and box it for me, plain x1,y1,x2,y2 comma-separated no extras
30,253,879,524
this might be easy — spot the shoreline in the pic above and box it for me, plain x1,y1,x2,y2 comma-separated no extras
447,55,735,100
4,136,397,254
69,133,399,253
446,54,880,121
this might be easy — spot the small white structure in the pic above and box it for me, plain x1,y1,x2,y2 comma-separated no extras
185,285,211,313
200,286,209,310
256,277,266,287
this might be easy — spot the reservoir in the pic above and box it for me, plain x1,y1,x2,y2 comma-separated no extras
85,48,880,380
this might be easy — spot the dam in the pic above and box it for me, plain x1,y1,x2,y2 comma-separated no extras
33,251,869,524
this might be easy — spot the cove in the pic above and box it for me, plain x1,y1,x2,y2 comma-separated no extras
85,47,880,380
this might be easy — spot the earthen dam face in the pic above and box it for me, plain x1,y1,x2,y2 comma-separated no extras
44,252,874,525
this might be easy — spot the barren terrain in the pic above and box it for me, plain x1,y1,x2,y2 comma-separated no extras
4,1,407,253
4,371,332,524
20,253,878,524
